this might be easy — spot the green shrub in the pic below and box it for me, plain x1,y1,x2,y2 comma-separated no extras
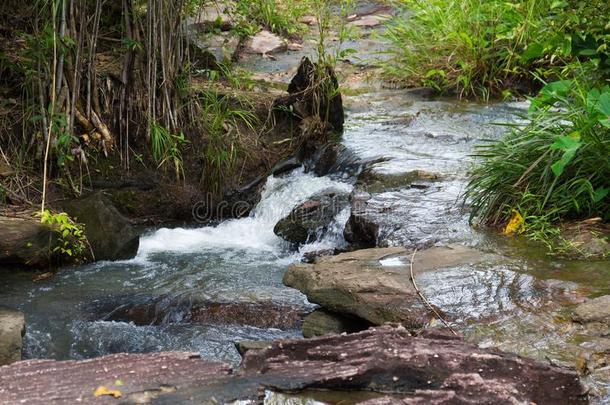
39,210,88,261
381,0,610,98
466,78,610,242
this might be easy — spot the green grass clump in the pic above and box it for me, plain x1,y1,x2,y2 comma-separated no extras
233,0,315,37
466,78,610,243
381,0,610,98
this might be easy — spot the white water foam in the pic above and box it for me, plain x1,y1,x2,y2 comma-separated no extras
137,169,352,257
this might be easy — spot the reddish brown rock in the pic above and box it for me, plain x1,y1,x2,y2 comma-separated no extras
0,352,230,404
240,326,588,405
0,327,588,404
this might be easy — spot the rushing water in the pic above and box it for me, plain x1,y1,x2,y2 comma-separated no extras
1,89,610,400
0,169,352,365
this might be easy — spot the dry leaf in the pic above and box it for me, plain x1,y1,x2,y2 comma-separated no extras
93,386,122,398
504,209,525,235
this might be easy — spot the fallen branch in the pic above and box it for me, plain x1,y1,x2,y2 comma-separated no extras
408,248,458,335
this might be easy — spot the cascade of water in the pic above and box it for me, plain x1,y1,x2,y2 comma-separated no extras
137,168,353,257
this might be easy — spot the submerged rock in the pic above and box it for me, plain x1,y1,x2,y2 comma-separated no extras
356,168,443,193
90,295,305,330
60,191,139,261
307,142,364,178
0,307,25,366
284,245,499,328
0,216,56,268
274,189,349,245
343,169,445,248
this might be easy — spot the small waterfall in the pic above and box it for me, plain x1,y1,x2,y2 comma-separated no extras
137,168,353,257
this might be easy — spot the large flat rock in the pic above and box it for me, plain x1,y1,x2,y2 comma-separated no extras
283,244,499,328
573,295,610,324
0,326,588,404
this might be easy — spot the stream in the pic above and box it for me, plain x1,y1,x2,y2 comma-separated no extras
2,22,610,403
2,87,610,401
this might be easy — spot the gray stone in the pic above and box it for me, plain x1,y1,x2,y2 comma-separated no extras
284,245,499,328
573,295,610,324
245,30,286,55
235,340,271,357
0,307,25,366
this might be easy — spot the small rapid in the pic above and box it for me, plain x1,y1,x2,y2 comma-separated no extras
138,169,352,256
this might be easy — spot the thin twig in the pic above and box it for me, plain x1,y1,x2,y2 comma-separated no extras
408,249,458,336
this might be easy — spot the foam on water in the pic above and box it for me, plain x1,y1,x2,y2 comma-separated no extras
137,169,352,257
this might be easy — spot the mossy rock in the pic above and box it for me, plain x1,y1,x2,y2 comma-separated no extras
60,191,139,261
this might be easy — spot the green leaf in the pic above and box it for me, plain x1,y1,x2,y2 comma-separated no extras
550,133,581,176
521,43,544,61
593,187,609,203
579,48,597,56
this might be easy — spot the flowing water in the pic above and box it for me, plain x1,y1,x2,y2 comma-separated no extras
2,83,610,401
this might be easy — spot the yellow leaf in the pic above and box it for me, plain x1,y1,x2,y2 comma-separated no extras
93,386,122,398
504,209,525,235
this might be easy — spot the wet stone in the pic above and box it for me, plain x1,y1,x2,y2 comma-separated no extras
573,295,610,324
235,340,271,357
284,244,500,328
274,189,350,245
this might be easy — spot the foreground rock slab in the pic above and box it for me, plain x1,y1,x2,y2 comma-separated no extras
162,326,587,404
0,352,230,404
0,307,25,366
284,244,499,328
0,326,588,404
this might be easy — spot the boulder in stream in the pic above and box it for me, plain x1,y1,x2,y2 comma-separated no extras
0,307,25,366
274,189,349,245
244,30,287,55
284,244,499,328
59,191,139,261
